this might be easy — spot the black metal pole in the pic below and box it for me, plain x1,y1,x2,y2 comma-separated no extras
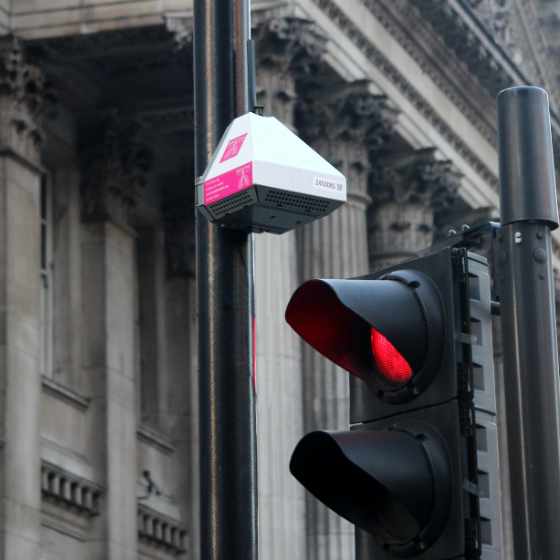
496,86,560,559
194,0,257,558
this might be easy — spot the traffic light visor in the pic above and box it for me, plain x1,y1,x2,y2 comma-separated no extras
290,426,451,554
286,277,437,389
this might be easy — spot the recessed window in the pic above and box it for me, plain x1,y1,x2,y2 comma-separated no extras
39,175,53,378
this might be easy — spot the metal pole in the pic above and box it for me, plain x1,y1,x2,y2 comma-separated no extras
193,0,257,558
496,86,560,560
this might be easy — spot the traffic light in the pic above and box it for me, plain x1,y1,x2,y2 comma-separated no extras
286,243,502,559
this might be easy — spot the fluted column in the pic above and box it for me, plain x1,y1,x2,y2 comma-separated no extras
252,18,326,560
161,177,200,559
79,114,151,559
0,36,53,560
296,81,397,560
368,148,460,270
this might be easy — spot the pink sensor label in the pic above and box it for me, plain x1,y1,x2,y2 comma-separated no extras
204,162,253,205
220,133,248,162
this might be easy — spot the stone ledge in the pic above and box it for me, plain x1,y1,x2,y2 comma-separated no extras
137,424,176,454
138,503,188,555
41,460,105,516
41,375,91,410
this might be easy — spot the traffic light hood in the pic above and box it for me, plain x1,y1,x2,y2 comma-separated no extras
290,423,451,556
285,272,444,397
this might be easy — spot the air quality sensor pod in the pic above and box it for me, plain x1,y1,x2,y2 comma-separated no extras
196,112,347,234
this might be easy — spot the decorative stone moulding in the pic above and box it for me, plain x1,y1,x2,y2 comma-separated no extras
41,461,103,516
0,35,56,167
406,0,512,95
254,17,327,76
79,111,153,225
138,503,188,554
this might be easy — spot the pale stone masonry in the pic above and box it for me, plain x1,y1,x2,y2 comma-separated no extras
0,0,558,559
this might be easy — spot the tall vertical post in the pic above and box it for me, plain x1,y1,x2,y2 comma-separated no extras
193,1,257,559
496,86,560,560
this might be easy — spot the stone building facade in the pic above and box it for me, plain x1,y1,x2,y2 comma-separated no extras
0,0,559,559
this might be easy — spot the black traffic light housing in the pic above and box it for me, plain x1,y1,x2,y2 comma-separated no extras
287,246,482,559
286,269,445,403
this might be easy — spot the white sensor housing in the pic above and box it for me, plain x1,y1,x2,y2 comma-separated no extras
196,113,346,234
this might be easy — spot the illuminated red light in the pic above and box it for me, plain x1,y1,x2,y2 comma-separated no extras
371,327,413,384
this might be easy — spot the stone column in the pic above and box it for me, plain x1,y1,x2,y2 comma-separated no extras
296,81,397,560
0,36,52,560
79,114,150,560
368,148,460,270
161,177,200,559
0,37,52,560
251,18,326,560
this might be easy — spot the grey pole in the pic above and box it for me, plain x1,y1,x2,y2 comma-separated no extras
193,0,258,559
496,86,560,560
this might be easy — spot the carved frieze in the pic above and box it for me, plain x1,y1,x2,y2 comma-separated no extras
79,112,153,225
0,35,55,166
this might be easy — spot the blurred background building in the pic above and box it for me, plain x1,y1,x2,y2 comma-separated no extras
0,0,559,559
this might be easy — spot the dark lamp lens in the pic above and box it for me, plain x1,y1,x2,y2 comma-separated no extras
371,327,413,384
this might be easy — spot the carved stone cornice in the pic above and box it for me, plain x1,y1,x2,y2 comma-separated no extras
359,0,500,147
0,35,55,166
513,0,560,109
310,0,500,192
79,113,153,226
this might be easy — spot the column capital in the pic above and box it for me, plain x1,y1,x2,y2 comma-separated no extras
0,35,55,167
79,112,153,226
297,81,398,198
164,13,193,50
162,176,195,279
368,148,462,269
297,80,399,148
370,148,461,210
254,17,326,75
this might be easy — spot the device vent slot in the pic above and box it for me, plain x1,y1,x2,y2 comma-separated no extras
251,222,288,233
256,204,319,218
264,190,330,214
208,191,254,215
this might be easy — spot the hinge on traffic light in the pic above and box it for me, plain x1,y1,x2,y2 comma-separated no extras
460,401,475,436
465,518,479,556
452,249,466,283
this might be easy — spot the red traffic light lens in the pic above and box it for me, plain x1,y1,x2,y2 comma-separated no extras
371,327,413,384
